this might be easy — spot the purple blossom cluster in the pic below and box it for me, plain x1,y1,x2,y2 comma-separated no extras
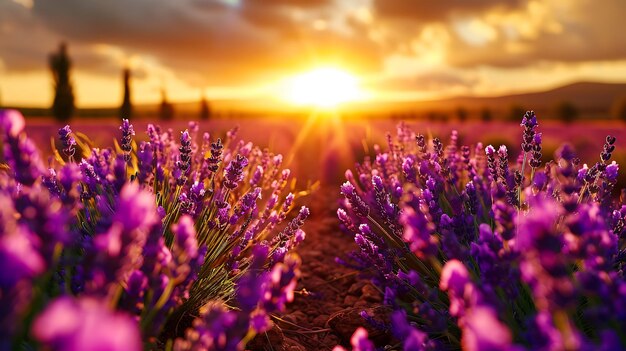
338,116,625,350
0,110,308,350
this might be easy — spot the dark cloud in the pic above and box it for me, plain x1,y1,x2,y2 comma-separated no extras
374,0,526,22
3,0,626,94
28,0,382,86
0,1,59,71
243,0,332,8
0,0,122,76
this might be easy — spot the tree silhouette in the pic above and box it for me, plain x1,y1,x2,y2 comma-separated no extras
455,106,468,122
480,107,493,122
49,42,75,121
119,68,132,119
199,94,211,120
508,104,525,122
611,95,626,123
159,89,174,120
555,101,579,123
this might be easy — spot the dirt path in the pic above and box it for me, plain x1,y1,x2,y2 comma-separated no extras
250,186,389,351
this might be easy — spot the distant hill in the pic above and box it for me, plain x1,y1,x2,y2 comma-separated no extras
442,82,625,110
366,82,626,118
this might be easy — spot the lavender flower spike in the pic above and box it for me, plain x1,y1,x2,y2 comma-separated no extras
224,154,249,189
172,215,199,259
119,118,135,162
58,125,76,158
32,296,142,351
175,130,192,186
521,110,538,153
1,109,45,185
340,181,370,217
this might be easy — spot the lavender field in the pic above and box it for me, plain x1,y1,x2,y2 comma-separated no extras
3,0,626,350
1,108,626,350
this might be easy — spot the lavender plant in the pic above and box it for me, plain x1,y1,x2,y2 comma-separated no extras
338,113,625,350
0,110,309,350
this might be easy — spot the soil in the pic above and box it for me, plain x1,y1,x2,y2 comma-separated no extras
249,186,391,351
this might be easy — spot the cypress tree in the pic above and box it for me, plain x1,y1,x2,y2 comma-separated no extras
119,68,132,119
49,42,75,121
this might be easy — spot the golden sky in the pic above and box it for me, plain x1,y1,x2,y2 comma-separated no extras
1,0,626,107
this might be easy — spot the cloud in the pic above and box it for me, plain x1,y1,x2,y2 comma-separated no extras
0,0,130,77
2,0,626,103
0,0,59,71
27,0,383,86
373,0,526,22
434,0,626,68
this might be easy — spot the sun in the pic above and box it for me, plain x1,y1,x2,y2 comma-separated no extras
283,67,364,108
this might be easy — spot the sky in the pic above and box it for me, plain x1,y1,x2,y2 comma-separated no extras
1,0,626,107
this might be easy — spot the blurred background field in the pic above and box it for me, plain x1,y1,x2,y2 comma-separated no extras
19,114,626,191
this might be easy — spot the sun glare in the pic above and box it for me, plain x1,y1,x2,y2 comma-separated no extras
284,67,363,108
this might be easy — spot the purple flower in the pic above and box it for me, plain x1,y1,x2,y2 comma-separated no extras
250,165,263,186
114,183,158,232
521,110,538,153
601,135,616,162
533,171,547,190
515,194,561,251
249,310,271,332
0,226,45,288
0,109,25,137
350,327,376,351
1,110,45,185
32,296,142,351
292,229,306,246
530,132,543,168
58,125,76,158
341,181,370,218
119,119,135,162
137,141,154,184
223,154,248,189
174,303,244,351
206,138,223,173
401,205,437,258
172,215,199,259
440,259,470,295
605,161,619,183
175,130,193,186
273,206,309,251
232,187,261,222
462,307,512,351
485,145,497,180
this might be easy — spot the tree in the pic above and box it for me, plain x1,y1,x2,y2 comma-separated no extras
119,68,132,119
199,95,211,120
611,95,626,123
456,106,468,122
555,101,578,123
159,89,174,120
508,104,525,122
480,107,493,123
49,42,75,121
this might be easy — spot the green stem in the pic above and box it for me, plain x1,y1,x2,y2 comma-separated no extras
517,152,528,239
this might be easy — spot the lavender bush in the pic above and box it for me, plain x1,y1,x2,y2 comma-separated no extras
0,109,309,350
338,112,625,350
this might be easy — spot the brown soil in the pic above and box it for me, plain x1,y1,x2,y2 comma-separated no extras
249,186,390,351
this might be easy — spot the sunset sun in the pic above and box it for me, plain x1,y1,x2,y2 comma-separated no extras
284,67,364,108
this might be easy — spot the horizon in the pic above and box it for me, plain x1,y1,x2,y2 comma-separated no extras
4,81,624,116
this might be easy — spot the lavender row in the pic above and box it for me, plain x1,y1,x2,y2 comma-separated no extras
0,109,309,350
338,111,625,350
